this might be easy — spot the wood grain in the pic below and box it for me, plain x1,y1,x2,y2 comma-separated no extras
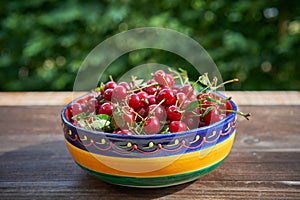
0,104,300,199
0,91,299,106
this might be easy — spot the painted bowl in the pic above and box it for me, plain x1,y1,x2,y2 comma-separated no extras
61,93,237,188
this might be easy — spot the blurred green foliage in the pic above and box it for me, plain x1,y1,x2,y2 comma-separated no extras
0,0,299,91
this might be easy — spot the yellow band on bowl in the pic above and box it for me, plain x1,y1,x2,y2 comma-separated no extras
65,131,235,177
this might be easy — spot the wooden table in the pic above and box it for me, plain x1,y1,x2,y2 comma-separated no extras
0,91,299,199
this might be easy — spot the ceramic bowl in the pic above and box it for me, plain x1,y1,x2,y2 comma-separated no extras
61,93,237,188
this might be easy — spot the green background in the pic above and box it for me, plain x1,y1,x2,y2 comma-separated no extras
1,0,299,91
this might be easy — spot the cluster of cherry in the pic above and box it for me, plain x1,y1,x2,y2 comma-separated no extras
67,69,244,135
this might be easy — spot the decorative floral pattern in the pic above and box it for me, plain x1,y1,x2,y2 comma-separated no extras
62,119,236,158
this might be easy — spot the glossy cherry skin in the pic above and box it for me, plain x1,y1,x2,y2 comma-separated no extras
176,92,186,107
128,93,142,110
118,82,131,91
203,107,221,125
179,85,194,99
112,85,127,101
143,116,160,134
166,105,182,121
153,70,166,86
147,104,166,120
69,103,83,116
114,129,133,135
98,102,114,116
169,121,187,133
136,107,148,122
105,81,117,90
156,89,176,106
87,98,99,112
144,95,157,106
103,88,113,101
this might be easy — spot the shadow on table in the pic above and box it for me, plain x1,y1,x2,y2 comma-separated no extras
0,140,193,199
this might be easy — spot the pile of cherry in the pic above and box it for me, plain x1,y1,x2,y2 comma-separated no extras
67,69,235,135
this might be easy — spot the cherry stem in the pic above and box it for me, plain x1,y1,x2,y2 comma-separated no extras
146,99,165,119
168,67,189,86
129,82,158,93
213,78,239,90
109,75,114,82
220,109,251,120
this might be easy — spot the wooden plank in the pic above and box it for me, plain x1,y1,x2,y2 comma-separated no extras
233,105,300,151
0,91,299,106
0,140,299,199
0,92,86,106
223,91,300,106
0,105,299,199
1,181,299,200
1,105,299,153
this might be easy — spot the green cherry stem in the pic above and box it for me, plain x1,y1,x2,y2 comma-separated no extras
220,109,251,120
212,78,239,90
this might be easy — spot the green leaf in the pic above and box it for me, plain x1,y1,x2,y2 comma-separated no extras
133,79,144,86
184,100,199,112
95,114,111,121
205,97,217,103
192,83,205,94
202,106,213,117
91,119,110,130
71,112,86,120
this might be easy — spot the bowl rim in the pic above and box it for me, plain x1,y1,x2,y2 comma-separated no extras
61,91,237,139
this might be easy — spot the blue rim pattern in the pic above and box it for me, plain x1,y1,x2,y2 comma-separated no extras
61,92,237,158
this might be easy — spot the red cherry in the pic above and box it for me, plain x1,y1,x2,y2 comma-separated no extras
181,100,191,110
224,100,233,115
144,95,156,106
95,94,104,102
87,98,99,112
112,85,127,101
176,92,186,107
137,91,148,99
98,102,113,116
153,70,166,86
201,99,212,109
143,116,160,134
198,120,206,127
156,89,176,106
80,103,88,113
196,93,210,100
114,129,133,135
105,81,117,90
128,93,142,110
172,85,180,94
166,105,182,121
179,85,194,99
203,107,221,125
69,103,83,116
137,91,148,106
197,93,213,112
183,115,199,130
77,94,94,104
165,74,174,87
113,109,134,129
148,104,166,120
118,82,131,91
143,85,157,95
136,107,148,122
103,88,113,101
169,121,187,133
123,112,135,128
157,85,168,93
